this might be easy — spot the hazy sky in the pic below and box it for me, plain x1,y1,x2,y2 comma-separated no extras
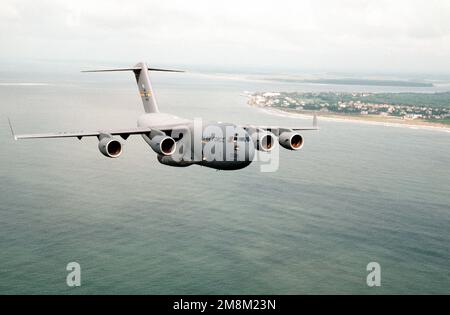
2,0,450,74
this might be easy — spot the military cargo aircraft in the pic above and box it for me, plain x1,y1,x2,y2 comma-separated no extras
9,62,318,170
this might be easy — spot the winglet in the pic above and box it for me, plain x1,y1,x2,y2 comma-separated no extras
8,117,17,140
313,114,318,129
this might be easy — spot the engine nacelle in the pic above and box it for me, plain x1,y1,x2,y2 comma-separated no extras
98,136,122,158
279,132,304,150
251,131,275,152
149,135,176,156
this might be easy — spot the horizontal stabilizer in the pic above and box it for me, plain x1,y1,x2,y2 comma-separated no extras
82,67,184,73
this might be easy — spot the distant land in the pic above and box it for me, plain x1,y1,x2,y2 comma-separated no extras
247,91,450,128
265,78,434,87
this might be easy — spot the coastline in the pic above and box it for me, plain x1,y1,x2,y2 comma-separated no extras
255,106,450,132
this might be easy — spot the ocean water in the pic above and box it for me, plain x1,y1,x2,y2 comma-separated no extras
0,71,449,294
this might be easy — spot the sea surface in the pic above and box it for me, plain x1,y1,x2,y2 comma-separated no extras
0,70,449,294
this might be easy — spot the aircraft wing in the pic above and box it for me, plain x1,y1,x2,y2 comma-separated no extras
8,119,152,140
241,115,319,133
245,126,319,131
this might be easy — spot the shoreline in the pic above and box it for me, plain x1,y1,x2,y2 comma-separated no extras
255,106,450,132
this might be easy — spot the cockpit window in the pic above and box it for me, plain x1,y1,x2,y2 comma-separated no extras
204,134,249,142
202,136,225,142
233,136,250,141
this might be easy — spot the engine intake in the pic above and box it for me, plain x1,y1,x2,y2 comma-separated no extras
251,131,275,152
279,132,304,150
98,136,122,158
150,135,176,156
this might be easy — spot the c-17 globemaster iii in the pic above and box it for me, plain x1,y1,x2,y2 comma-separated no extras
9,62,318,170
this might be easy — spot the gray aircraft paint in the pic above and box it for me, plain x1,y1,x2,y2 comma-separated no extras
9,62,318,171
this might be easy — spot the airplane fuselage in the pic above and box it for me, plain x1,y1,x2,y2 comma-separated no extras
138,113,255,170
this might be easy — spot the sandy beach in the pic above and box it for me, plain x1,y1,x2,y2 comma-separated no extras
256,106,450,133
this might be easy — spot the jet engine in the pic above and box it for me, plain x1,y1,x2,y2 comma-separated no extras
279,132,304,150
98,136,122,158
149,135,176,156
251,131,275,152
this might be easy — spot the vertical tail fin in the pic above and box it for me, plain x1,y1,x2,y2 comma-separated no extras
133,62,159,113
82,62,184,113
